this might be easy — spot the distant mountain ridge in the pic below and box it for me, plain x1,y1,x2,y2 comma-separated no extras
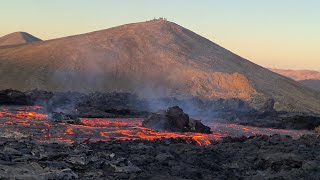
271,69,320,91
0,32,42,46
0,20,319,113
271,69,320,81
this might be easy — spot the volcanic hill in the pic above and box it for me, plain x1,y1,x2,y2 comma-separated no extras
271,69,320,91
0,32,42,47
0,20,319,113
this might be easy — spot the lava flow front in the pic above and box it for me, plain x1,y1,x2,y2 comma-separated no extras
0,106,313,146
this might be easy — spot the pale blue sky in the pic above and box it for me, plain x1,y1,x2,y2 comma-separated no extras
1,0,319,70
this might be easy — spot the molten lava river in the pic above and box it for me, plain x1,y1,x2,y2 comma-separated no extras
0,106,313,146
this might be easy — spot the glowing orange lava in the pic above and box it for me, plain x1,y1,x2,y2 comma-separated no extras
66,127,74,135
0,106,314,146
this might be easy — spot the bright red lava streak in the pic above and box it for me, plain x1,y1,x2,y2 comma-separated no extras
0,106,314,146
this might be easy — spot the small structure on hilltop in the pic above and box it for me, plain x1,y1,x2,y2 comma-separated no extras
152,17,168,21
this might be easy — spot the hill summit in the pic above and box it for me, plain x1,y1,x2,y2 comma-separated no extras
0,32,42,46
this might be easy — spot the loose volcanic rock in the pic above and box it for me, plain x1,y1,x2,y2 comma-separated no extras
0,89,33,105
42,168,79,180
281,115,320,130
142,106,211,134
104,158,142,173
47,112,81,124
0,135,320,179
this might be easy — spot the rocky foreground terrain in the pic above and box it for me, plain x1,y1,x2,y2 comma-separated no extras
0,89,319,179
0,90,319,179
1,135,320,180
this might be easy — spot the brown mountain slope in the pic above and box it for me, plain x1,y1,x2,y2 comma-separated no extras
0,20,319,113
271,69,320,91
0,32,42,46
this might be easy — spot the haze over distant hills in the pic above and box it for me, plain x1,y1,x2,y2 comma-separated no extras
0,20,319,113
271,69,320,81
271,69,320,91
0,32,42,47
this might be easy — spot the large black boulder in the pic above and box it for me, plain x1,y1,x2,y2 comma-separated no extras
142,106,211,134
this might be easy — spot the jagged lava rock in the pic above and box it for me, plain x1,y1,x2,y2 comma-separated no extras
142,106,211,134
47,112,81,124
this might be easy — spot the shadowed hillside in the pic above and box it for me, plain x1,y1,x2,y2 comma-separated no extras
0,20,320,113
299,80,320,90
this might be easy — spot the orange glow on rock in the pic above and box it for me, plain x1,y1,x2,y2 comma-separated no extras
66,127,74,135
